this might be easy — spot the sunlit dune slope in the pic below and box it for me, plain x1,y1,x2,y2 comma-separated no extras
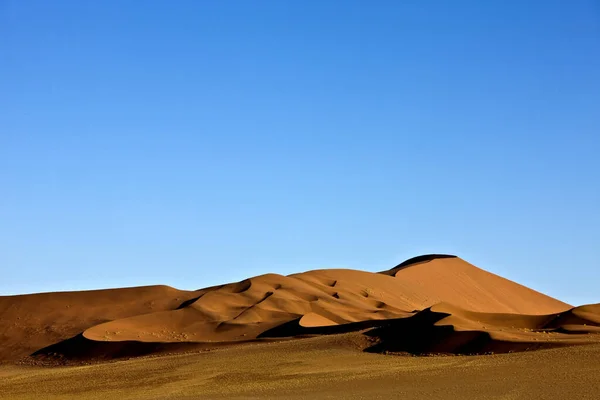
81,256,569,345
0,285,197,360
381,255,570,314
0,254,589,362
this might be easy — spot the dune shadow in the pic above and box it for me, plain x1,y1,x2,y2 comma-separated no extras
30,334,210,363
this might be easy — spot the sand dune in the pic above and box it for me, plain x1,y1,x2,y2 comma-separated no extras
381,255,570,314
0,254,595,363
366,302,600,355
0,285,198,361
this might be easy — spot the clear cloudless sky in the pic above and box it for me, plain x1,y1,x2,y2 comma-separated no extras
1,1,599,305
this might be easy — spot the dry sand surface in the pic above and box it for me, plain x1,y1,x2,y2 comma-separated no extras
1,336,600,399
1,254,599,399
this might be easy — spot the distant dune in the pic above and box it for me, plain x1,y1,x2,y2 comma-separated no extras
0,285,198,361
0,255,597,364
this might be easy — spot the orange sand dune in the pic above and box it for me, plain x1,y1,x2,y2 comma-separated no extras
0,254,594,363
381,255,570,314
366,302,600,355
79,256,570,346
0,285,198,361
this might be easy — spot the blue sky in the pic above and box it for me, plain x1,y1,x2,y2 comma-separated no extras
1,1,599,305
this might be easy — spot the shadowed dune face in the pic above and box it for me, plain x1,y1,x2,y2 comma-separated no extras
0,255,596,363
365,302,600,355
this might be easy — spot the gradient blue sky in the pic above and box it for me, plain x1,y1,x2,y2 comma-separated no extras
1,1,599,305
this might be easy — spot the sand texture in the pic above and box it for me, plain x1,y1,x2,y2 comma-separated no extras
1,255,598,399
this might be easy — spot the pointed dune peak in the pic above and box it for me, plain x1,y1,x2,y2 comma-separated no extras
380,254,570,315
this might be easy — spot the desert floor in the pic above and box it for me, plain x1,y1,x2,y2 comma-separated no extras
1,334,599,400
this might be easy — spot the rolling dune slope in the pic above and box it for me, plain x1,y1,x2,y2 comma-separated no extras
78,256,570,347
0,285,198,361
0,254,594,363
